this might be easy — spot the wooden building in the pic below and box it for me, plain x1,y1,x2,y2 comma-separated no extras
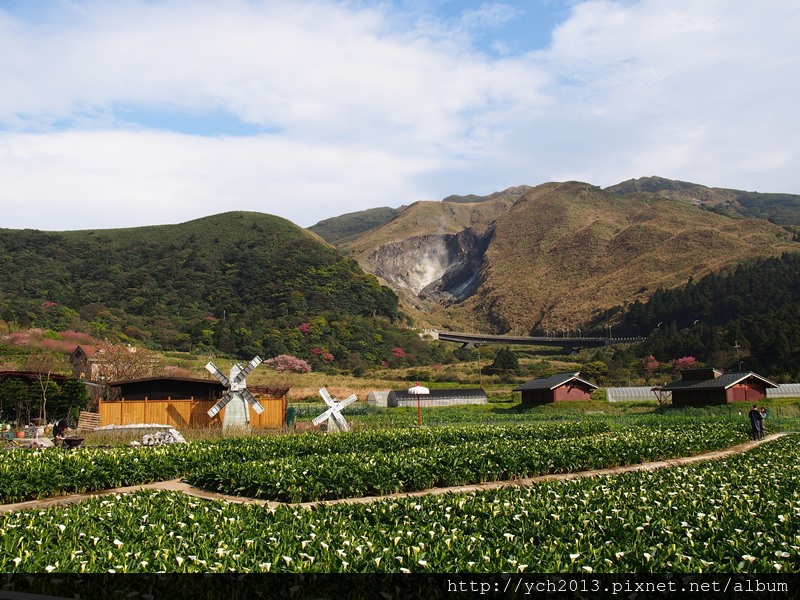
69,345,100,380
661,368,778,407
97,376,287,429
513,372,598,405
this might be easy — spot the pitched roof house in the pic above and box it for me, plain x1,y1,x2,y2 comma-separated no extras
513,371,598,404
69,345,100,380
661,368,778,406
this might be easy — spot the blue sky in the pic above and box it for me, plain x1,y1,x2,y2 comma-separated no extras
0,0,798,231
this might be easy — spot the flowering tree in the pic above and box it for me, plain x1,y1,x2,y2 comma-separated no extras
264,354,312,373
94,341,162,382
673,356,699,371
639,355,660,382
163,365,194,378
641,355,660,374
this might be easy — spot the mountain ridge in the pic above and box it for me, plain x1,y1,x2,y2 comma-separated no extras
605,176,800,225
2,176,798,363
322,178,799,334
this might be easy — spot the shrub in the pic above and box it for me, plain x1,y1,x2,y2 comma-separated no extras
264,354,312,373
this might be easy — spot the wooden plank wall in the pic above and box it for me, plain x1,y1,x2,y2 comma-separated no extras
98,396,287,429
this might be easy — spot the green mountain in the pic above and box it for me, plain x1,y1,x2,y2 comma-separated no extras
308,206,401,245
607,252,800,378
606,176,800,226
0,212,439,371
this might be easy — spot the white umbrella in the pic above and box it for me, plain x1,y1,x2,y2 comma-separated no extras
408,383,430,427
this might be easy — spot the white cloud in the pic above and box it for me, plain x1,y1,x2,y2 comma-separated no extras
530,0,800,189
0,1,546,139
0,0,799,231
0,128,440,229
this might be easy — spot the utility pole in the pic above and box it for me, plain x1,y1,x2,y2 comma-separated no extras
476,346,483,388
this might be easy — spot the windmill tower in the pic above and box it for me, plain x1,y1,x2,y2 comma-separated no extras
206,356,264,430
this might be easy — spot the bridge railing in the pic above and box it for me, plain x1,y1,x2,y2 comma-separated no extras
436,331,644,344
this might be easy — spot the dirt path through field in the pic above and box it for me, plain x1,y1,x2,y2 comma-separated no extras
0,432,788,514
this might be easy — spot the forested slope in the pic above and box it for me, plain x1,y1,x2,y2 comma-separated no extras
610,252,800,378
0,212,442,370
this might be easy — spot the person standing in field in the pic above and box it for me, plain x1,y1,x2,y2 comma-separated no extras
760,407,767,437
748,404,763,440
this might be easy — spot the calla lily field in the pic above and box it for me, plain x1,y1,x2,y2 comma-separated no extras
1,418,797,573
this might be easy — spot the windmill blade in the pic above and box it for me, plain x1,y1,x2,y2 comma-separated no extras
207,392,234,418
312,408,334,427
318,387,335,407
233,356,263,383
205,362,230,387
241,388,265,414
340,394,358,408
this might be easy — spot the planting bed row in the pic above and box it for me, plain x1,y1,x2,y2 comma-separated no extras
1,433,796,573
1,420,747,504
188,422,748,502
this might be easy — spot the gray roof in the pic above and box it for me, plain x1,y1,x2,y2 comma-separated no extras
513,372,598,392
662,371,778,391
108,375,224,386
388,388,487,401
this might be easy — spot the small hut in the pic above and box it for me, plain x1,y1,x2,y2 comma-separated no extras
661,368,778,407
514,372,598,405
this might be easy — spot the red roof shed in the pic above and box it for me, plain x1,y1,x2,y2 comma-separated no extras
513,371,598,405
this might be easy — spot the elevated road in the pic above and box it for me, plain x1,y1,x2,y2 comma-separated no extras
434,330,643,352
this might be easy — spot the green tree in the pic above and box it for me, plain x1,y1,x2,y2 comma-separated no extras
484,347,520,380
51,378,90,424
582,360,610,385
0,379,36,427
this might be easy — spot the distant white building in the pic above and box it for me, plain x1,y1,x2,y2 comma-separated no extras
606,387,663,402
376,388,487,407
605,382,800,402
767,383,800,398
367,391,391,407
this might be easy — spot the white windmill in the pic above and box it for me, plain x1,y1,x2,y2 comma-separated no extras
312,387,357,432
206,356,265,430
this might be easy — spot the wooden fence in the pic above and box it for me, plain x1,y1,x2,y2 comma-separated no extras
98,396,287,429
